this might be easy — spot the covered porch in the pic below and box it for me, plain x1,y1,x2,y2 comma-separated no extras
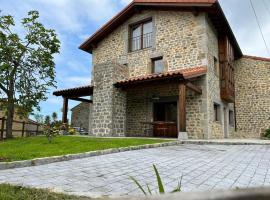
115,67,207,139
53,85,93,126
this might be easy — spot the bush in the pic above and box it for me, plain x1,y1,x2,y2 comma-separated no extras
43,125,60,143
67,127,78,135
265,128,270,139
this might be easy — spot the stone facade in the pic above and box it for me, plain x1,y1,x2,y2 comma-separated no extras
92,11,208,73
71,102,92,132
81,8,269,139
205,18,235,139
91,11,210,138
234,57,270,138
91,62,128,136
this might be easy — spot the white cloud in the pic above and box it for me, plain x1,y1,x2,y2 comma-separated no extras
64,76,91,87
120,0,133,6
220,0,270,57
0,0,120,33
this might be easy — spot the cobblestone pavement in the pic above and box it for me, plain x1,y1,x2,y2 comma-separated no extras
0,144,270,197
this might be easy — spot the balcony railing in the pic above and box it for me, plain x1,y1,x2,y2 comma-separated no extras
129,32,153,52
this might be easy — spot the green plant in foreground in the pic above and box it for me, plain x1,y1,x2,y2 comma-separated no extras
265,128,270,139
130,164,182,195
43,125,59,143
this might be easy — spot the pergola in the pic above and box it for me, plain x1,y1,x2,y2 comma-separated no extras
53,85,93,124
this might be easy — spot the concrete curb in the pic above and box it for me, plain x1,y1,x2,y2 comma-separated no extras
179,139,270,145
0,141,180,170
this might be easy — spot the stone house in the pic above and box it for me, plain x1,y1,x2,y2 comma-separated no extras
54,0,270,139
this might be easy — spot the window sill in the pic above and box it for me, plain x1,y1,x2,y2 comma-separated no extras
128,47,152,55
213,120,222,125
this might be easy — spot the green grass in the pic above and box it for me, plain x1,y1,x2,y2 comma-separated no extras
0,184,92,200
0,136,172,162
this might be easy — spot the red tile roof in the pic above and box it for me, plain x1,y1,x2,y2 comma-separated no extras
243,55,270,62
79,0,242,57
115,66,207,86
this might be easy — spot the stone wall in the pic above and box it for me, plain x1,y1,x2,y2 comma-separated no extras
91,62,128,136
92,11,208,76
91,10,210,138
126,78,207,139
71,102,91,132
234,57,270,138
205,17,235,139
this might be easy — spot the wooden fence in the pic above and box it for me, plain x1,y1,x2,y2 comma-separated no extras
0,117,43,139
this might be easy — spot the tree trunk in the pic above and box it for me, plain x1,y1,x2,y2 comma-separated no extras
6,83,15,139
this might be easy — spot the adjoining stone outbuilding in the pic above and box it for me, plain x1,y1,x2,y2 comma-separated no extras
54,0,270,139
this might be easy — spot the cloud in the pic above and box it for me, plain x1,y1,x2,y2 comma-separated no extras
63,76,91,88
120,0,133,6
220,0,270,57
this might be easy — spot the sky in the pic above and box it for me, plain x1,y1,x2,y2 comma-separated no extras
0,0,269,121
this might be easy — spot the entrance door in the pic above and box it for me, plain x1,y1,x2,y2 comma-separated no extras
153,102,177,138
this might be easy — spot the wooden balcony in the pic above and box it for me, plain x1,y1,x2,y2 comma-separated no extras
219,36,235,103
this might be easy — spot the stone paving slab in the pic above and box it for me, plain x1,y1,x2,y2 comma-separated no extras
0,144,270,198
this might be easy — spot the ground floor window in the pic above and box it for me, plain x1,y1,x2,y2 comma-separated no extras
229,110,234,126
214,103,221,122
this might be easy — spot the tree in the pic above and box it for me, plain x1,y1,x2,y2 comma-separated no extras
52,112,57,122
44,115,51,126
0,11,60,138
33,113,44,124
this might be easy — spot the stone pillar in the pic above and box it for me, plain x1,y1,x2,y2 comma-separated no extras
91,62,129,137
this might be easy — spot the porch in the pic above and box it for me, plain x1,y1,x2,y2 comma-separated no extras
115,67,207,139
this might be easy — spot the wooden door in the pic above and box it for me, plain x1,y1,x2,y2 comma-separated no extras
153,102,177,138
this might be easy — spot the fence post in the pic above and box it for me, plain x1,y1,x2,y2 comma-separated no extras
22,121,25,137
36,124,39,136
1,118,5,140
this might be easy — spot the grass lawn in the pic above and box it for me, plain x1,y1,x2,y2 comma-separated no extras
0,184,92,200
0,136,172,162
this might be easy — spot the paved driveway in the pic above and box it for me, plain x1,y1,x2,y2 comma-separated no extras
0,144,270,197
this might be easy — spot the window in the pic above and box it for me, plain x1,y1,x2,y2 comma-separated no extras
214,56,219,77
214,103,221,122
129,19,153,52
229,110,234,126
152,57,164,73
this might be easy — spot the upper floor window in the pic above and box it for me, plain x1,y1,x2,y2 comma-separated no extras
129,19,152,52
152,57,164,74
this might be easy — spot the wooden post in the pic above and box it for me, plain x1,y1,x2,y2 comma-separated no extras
62,97,69,129
36,124,39,136
0,118,5,140
178,82,186,132
22,121,25,137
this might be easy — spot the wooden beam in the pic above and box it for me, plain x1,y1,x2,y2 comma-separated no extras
186,82,202,94
69,98,92,103
62,97,68,124
179,82,186,132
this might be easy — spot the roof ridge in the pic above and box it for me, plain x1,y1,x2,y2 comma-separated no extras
243,55,270,62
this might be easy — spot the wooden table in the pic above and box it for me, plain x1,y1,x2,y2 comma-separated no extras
141,121,177,138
